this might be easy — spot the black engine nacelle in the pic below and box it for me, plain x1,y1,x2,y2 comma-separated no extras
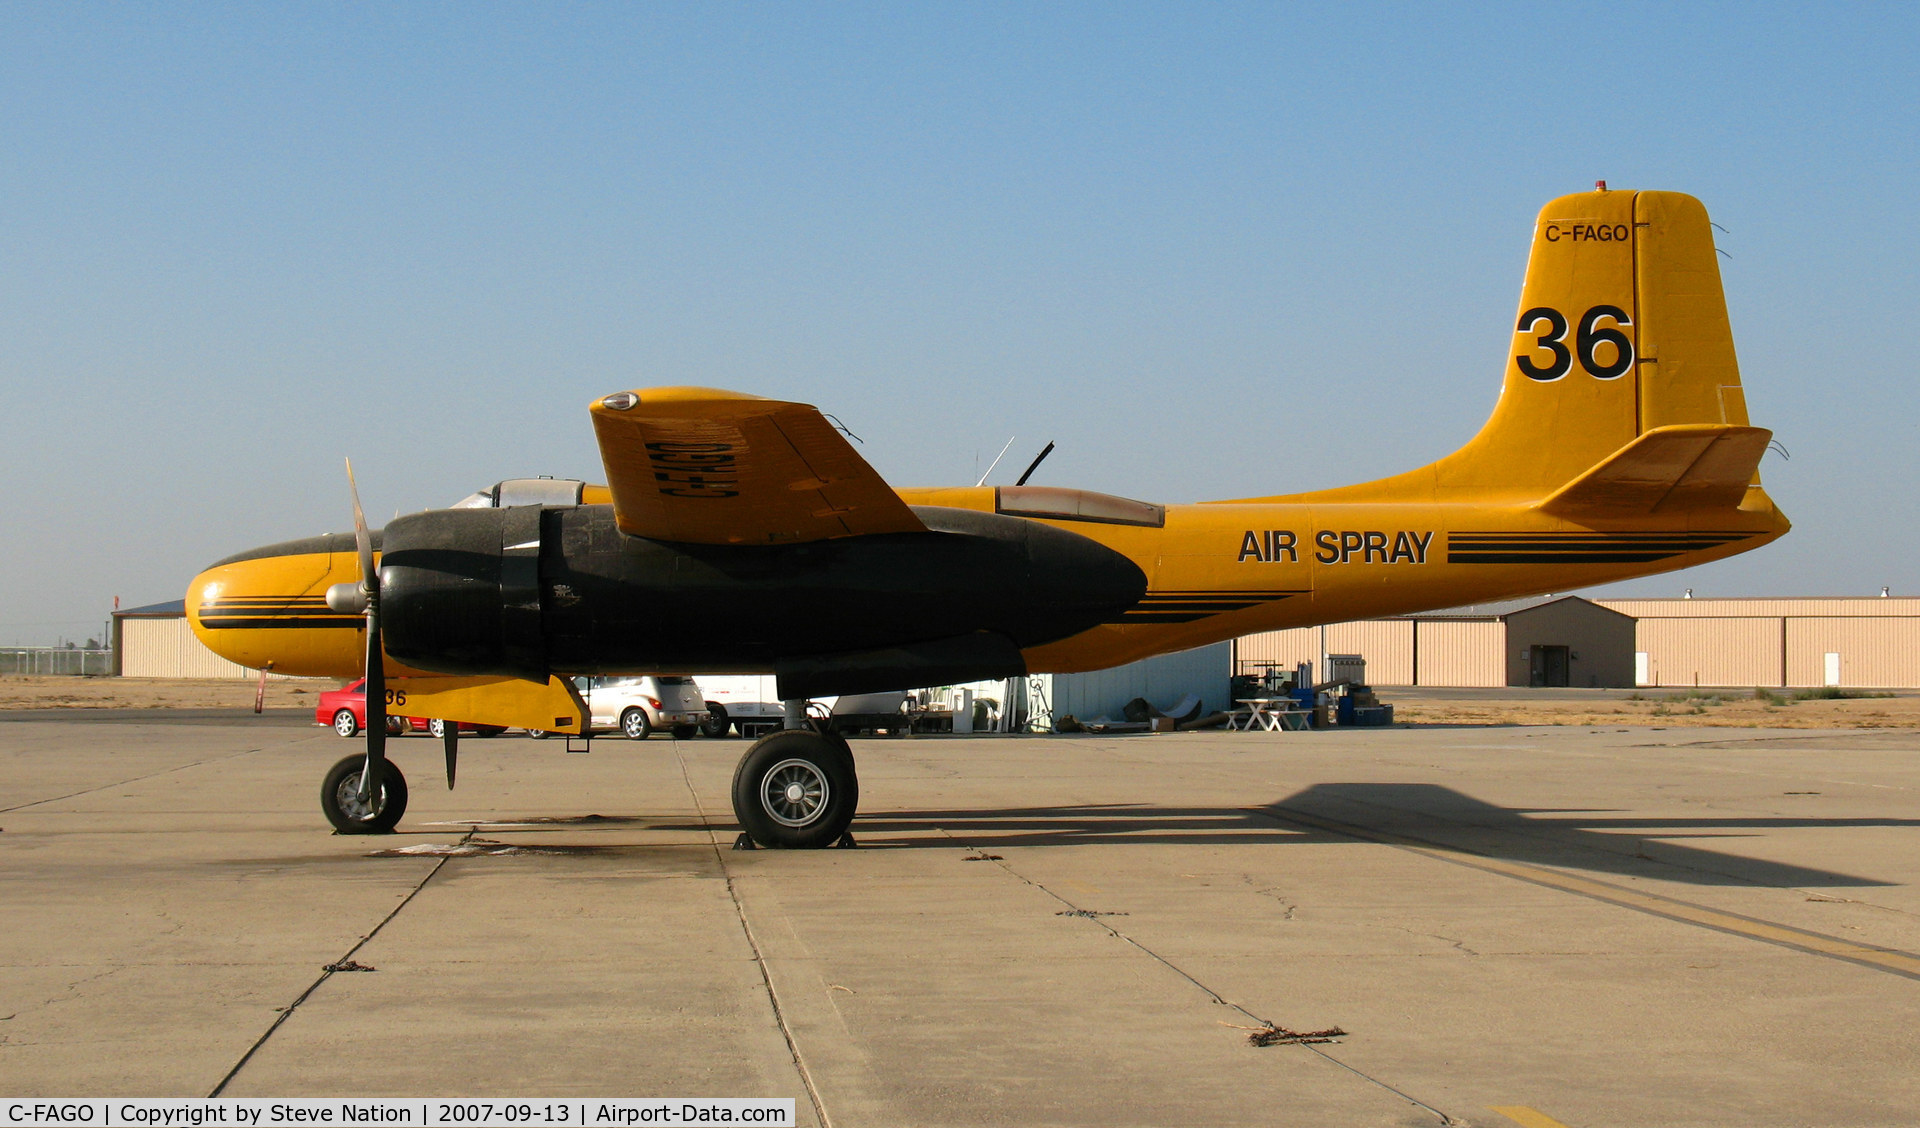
379,504,1148,695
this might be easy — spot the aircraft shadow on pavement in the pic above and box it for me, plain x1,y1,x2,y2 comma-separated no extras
857,781,1904,888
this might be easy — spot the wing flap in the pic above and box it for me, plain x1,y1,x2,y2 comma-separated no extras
1538,424,1772,517
590,387,925,545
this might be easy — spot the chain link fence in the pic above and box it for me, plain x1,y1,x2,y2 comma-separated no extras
0,648,113,676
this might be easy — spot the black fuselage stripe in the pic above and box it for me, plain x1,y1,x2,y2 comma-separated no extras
198,617,364,630
1448,552,1682,564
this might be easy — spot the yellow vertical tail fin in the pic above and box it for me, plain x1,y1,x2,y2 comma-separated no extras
1232,189,1764,507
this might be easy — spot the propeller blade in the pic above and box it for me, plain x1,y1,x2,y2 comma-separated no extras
442,726,459,790
347,458,389,806
345,457,376,597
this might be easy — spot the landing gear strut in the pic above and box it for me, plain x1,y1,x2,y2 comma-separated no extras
729,729,858,849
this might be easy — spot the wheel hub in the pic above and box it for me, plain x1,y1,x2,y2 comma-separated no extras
334,774,381,822
761,759,829,827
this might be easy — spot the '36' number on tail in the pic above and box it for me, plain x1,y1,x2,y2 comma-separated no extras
1515,305,1633,381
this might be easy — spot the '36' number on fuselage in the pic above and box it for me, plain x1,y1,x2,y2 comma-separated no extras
1515,305,1633,381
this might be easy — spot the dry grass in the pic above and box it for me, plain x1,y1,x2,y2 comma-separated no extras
0,675,331,711
1393,689,1920,730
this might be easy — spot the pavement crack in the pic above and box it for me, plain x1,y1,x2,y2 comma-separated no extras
4,968,123,1022
1,745,272,813
935,829,1459,1126
206,828,471,1097
1385,925,1480,957
673,744,832,1128
1241,875,1299,919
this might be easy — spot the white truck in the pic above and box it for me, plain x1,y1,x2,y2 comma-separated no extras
696,676,911,737
694,675,790,737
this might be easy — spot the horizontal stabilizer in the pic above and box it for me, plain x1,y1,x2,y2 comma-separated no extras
1537,424,1772,517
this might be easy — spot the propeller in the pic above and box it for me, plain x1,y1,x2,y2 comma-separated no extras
324,459,388,807
347,460,388,804
326,460,459,799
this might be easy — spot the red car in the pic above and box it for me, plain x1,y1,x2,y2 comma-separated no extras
315,679,505,738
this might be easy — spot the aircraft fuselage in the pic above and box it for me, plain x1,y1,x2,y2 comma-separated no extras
187,481,1787,694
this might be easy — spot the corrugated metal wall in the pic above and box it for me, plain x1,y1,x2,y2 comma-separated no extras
1236,620,1493,686
1502,601,1638,687
1599,598,1920,688
121,618,256,679
1633,617,1782,688
1233,628,1319,672
1601,598,1920,618
1050,642,1232,720
1410,621,1505,686
1234,621,1413,683
1786,618,1920,689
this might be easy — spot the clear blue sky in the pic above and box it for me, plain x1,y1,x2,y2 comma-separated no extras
2,3,1914,647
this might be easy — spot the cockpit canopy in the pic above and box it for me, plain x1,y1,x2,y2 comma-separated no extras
994,485,1165,528
450,478,587,509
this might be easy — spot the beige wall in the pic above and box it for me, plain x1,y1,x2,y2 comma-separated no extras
1634,617,1783,689
121,617,257,679
1600,598,1920,618
1597,598,1920,689
1503,601,1637,687
1411,620,1505,686
1236,619,1499,687
1786,618,1920,689
1236,621,1414,685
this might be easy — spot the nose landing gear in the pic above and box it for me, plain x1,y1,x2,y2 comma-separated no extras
321,753,409,834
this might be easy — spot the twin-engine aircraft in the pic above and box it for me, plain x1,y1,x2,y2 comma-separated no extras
188,188,1789,846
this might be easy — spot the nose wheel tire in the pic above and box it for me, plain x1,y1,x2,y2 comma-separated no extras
730,730,858,849
320,754,409,834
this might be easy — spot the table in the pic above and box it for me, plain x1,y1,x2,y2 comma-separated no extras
1229,698,1311,731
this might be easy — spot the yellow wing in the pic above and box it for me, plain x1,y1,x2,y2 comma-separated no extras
589,387,926,545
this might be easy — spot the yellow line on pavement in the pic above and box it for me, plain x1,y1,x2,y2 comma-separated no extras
1490,1107,1574,1128
1268,806,1920,982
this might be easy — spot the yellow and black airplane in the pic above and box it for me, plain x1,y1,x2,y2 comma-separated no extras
189,188,1788,846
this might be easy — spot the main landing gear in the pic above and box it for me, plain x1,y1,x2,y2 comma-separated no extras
729,728,859,849
315,725,856,847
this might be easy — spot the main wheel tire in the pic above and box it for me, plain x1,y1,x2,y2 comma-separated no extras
333,709,360,738
620,708,653,740
700,706,731,738
730,730,858,849
321,754,409,834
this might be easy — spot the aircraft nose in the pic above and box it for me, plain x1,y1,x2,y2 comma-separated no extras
185,560,248,665
183,533,367,677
